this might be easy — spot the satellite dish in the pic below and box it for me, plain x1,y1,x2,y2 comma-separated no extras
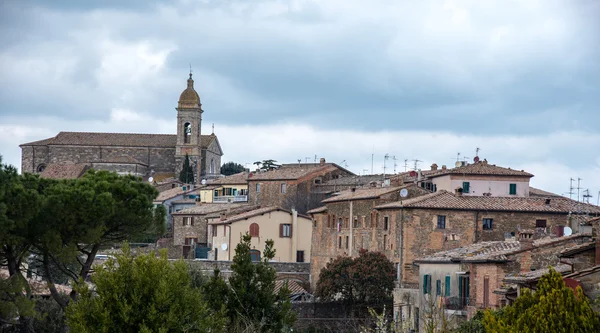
201,179,207,185
400,188,409,198
148,177,154,183
221,243,228,251
564,227,572,236
455,161,462,168
409,171,417,177
474,156,480,163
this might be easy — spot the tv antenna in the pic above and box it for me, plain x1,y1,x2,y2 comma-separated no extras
568,178,575,200
393,156,398,174
455,152,461,163
404,159,409,172
412,159,422,171
475,147,480,157
305,157,311,163
383,154,390,178
583,189,592,204
363,169,369,176
577,178,582,202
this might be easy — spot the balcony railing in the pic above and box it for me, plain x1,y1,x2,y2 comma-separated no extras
443,296,472,312
213,195,248,203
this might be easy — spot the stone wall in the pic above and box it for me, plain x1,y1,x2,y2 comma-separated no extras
186,260,311,285
91,162,147,175
172,214,208,246
20,146,34,173
201,139,222,177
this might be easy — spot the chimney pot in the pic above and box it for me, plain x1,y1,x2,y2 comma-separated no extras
431,163,438,171
248,172,253,178
320,158,326,166
454,188,463,196
441,165,447,170
483,159,488,165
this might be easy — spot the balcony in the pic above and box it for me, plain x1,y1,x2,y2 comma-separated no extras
443,296,471,316
213,195,248,203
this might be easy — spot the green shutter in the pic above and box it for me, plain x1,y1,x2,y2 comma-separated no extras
458,276,463,298
509,183,517,195
463,182,470,193
436,279,441,296
445,276,451,296
423,275,428,294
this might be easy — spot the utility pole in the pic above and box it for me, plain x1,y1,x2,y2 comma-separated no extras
577,178,582,202
404,159,408,172
569,178,575,200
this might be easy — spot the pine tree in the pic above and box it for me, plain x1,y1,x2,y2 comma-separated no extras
483,267,600,333
179,154,194,183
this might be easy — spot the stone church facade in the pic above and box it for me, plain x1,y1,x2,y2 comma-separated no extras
20,73,223,183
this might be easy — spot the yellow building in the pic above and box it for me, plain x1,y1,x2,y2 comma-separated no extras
208,206,312,263
199,172,249,203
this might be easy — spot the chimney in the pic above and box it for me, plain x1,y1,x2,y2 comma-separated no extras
248,172,253,178
441,165,447,171
518,230,535,249
454,187,463,196
320,158,326,166
220,211,227,221
351,187,356,192
483,159,488,165
545,198,551,205
430,163,438,171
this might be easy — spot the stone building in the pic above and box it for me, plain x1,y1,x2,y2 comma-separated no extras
307,184,431,290
247,158,354,214
19,73,223,182
408,231,592,331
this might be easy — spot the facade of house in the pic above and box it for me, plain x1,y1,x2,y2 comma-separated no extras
200,172,249,203
208,207,312,262
153,186,201,231
406,231,592,331
247,158,354,214
307,184,431,290
19,74,223,182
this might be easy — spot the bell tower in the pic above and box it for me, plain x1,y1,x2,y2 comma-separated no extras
175,72,203,184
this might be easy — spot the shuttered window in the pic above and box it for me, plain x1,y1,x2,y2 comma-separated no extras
423,274,432,294
509,183,517,195
249,223,259,237
445,276,451,296
436,279,441,296
279,224,292,237
462,182,470,193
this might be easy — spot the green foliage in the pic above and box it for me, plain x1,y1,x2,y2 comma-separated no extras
253,159,280,171
31,296,67,333
483,267,600,333
456,310,485,333
66,245,226,332
220,161,246,176
179,154,194,183
202,233,296,332
315,249,395,305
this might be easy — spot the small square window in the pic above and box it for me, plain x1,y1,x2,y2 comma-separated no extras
437,216,446,229
482,218,493,230
280,223,292,237
256,183,261,193
462,182,470,193
509,183,517,195
281,183,287,193
384,216,389,230
536,219,547,228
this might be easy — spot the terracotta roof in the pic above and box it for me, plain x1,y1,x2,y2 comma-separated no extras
395,169,441,183
209,206,310,225
249,163,352,181
93,156,147,165
503,264,572,283
40,163,90,179
154,186,196,202
427,160,533,178
319,174,387,186
375,190,600,214
210,172,248,185
204,205,261,219
321,186,404,203
559,241,596,257
307,206,327,214
564,265,600,279
416,234,586,263
274,280,308,295
173,203,249,215
20,131,217,149
529,187,562,198
586,216,600,224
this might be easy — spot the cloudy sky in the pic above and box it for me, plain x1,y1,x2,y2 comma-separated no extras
0,0,599,199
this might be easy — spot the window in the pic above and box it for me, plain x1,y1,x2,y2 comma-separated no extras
445,276,451,296
338,218,342,231
184,122,191,143
211,226,217,237
345,236,349,249
462,181,470,193
353,216,359,228
482,218,493,230
436,279,442,296
36,164,46,173
458,275,470,307
183,217,193,226
296,250,305,262
184,237,197,245
344,217,349,229
314,178,321,184
249,223,259,237
256,183,261,193
362,216,366,228
281,183,287,193
383,235,387,249
536,219,547,228
250,250,261,262
223,225,227,236
327,214,331,228
423,274,432,294
509,183,517,195
384,216,389,230
437,215,446,229
484,276,490,307
338,236,342,249
280,223,292,237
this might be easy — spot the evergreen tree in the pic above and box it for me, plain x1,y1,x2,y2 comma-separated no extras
66,245,226,332
220,161,246,176
483,267,600,333
179,154,194,183
203,233,296,332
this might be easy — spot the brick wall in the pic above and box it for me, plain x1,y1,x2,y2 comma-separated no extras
186,260,311,285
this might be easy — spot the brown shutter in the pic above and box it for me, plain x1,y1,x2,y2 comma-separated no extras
289,224,293,237
279,224,284,237
191,217,194,226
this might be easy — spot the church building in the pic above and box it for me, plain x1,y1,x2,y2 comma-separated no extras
19,73,223,183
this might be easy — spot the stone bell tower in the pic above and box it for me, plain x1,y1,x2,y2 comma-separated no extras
175,72,203,184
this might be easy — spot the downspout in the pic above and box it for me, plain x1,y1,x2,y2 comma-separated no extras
349,201,353,256
228,225,232,260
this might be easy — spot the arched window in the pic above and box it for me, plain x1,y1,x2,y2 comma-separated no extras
210,158,215,174
36,164,46,173
250,250,261,262
249,223,260,237
184,122,191,143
